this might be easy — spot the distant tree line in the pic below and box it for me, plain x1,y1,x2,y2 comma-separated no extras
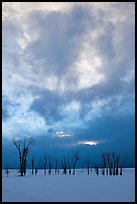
10,137,126,177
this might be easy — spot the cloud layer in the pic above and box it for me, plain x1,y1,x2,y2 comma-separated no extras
2,2,135,167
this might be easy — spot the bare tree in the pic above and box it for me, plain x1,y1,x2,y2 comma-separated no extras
120,158,125,175
55,160,58,175
48,156,54,175
115,154,120,176
102,152,121,176
62,156,67,175
86,159,92,175
57,168,60,174
107,153,113,175
5,165,9,177
67,155,71,175
95,164,99,175
35,159,41,175
43,155,48,175
23,146,28,175
111,152,120,176
13,137,33,176
31,155,35,175
42,155,54,175
72,153,80,175
112,152,116,175
101,153,107,175
105,153,109,175
87,161,90,175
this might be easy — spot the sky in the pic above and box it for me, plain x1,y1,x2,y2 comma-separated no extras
2,2,135,168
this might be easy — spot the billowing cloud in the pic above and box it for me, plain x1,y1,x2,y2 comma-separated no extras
2,2,135,167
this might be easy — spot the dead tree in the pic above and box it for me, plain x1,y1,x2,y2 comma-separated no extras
120,159,125,175
35,159,41,175
31,156,35,175
112,152,116,175
87,160,90,175
120,165,122,175
72,153,80,175
95,164,99,175
43,155,48,175
111,152,120,176
105,153,109,175
58,168,60,174
5,165,9,177
67,155,71,175
87,161,90,175
107,153,113,175
101,153,107,175
55,160,58,175
23,146,28,175
13,137,33,176
115,154,120,176
48,157,54,175
62,156,67,175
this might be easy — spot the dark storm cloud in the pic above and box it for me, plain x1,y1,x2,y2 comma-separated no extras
30,89,64,124
2,112,135,168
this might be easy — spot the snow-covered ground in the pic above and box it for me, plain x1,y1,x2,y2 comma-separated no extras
2,168,135,202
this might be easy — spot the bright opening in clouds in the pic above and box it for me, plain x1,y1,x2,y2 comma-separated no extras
2,2,135,167
78,140,98,146
56,131,71,138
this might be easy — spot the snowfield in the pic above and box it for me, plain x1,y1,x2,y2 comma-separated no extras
2,168,135,202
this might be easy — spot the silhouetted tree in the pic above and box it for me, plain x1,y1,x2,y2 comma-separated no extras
107,153,113,175
105,153,109,175
58,168,60,174
112,152,116,175
111,152,120,176
115,154,120,176
55,160,58,175
5,165,9,177
87,161,90,175
86,160,91,175
23,146,28,175
67,155,71,175
102,152,121,176
62,156,67,175
13,137,33,176
43,155,48,175
120,159,125,175
31,156,35,175
101,153,107,175
48,157,54,175
35,159,41,175
72,153,80,175
95,164,99,175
